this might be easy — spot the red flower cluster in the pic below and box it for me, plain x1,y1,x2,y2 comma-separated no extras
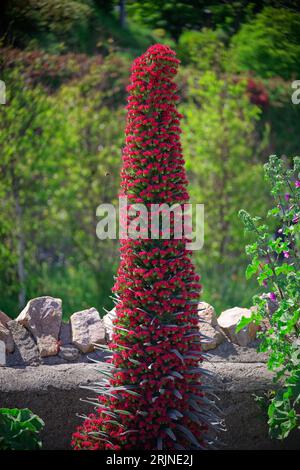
72,44,210,450
247,78,269,108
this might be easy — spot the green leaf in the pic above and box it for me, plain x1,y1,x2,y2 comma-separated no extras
236,314,254,332
0,408,44,450
245,258,260,280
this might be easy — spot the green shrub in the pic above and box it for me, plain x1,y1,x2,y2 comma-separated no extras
261,78,300,158
239,155,300,439
177,29,226,72
229,7,300,79
0,408,44,450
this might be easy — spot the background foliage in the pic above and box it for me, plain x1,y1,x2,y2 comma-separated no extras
0,1,300,318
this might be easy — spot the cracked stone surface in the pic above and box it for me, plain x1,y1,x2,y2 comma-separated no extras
0,359,299,450
207,339,269,363
7,320,41,366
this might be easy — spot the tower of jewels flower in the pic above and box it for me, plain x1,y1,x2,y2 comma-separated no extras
72,44,219,451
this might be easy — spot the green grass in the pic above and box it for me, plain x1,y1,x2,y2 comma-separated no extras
197,263,261,316
0,260,261,320
1,262,116,320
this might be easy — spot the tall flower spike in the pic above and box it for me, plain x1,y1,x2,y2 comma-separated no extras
72,44,219,451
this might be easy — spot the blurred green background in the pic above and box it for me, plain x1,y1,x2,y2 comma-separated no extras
0,1,300,319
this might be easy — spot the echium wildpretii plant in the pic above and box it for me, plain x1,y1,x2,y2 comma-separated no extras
72,44,220,450
239,154,300,439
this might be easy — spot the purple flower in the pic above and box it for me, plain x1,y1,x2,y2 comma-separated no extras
285,193,291,201
263,280,268,288
295,180,300,188
268,292,277,302
278,228,283,234
293,215,299,224
283,251,290,259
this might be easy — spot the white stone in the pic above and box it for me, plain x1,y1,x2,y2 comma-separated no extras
198,301,225,350
103,308,116,342
0,340,5,366
217,307,259,347
17,296,62,357
198,301,218,326
0,310,14,353
200,322,225,351
71,307,105,353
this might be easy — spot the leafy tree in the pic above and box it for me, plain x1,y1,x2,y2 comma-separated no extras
45,75,124,314
260,78,300,158
177,29,226,72
126,0,209,41
93,0,115,13
0,0,158,55
0,52,128,317
0,0,92,50
126,1,288,41
229,7,300,79
208,1,268,37
0,68,66,309
180,71,269,267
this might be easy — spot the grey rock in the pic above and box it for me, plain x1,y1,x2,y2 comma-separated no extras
58,344,80,362
199,322,225,351
0,322,14,353
0,341,5,366
0,310,14,353
0,363,100,392
40,356,66,365
198,301,225,351
103,308,115,342
0,310,12,325
17,296,62,357
70,307,105,353
198,301,218,326
7,320,40,366
59,322,72,345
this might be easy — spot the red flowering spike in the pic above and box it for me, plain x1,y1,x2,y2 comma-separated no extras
72,44,217,451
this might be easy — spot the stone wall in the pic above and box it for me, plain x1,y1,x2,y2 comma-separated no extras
1,298,299,449
1,344,299,450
